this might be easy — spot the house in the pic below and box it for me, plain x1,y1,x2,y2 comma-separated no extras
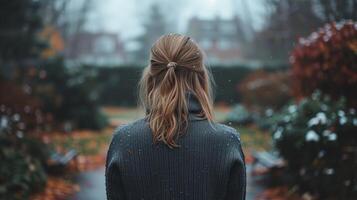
187,16,246,64
64,32,126,66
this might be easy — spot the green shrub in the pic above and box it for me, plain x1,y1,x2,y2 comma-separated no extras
0,109,48,200
33,58,108,130
272,91,357,199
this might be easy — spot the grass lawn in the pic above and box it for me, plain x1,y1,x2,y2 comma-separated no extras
48,129,113,156
235,125,272,151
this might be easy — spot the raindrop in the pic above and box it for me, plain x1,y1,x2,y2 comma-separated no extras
13,114,21,122
328,133,337,141
299,168,306,175
18,122,26,130
323,35,330,42
322,130,331,136
23,84,32,94
16,131,24,138
338,110,345,117
320,104,328,111
344,180,351,186
288,105,297,113
318,150,325,158
0,105,5,112
265,108,274,117
310,32,318,41
305,130,319,142
39,70,47,79
324,168,334,175
339,117,347,125
289,56,295,63
24,106,31,113
64,122,72,132
273,127,283,140
0,116,9,129
336,23,343,30
283,115,290,122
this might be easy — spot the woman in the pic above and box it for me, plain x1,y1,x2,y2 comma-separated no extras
106,34,246,200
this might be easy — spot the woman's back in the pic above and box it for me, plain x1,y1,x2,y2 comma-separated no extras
105,33,246,200
106,94,246,200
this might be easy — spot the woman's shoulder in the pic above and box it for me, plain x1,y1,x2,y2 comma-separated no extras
191,121,242,146
212,123,245,161
211,122,242,142
111,118,149,141
114,117,147,132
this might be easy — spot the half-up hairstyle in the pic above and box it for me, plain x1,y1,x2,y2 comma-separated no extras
138,33,214,148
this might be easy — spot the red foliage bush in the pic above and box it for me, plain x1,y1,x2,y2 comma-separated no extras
238,70,291,112
291,20,357,106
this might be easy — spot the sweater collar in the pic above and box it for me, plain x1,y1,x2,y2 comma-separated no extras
187,92,205,121
144,92,206,121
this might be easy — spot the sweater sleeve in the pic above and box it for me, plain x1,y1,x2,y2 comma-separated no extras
225,132,246,200
105,132,126,200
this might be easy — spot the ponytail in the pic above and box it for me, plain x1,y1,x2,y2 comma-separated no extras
139,33,213,148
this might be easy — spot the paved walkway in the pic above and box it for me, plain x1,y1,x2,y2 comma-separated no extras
69,168,106,200
69,165,265,200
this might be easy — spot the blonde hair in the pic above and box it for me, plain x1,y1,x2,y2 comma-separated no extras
138,33,214,148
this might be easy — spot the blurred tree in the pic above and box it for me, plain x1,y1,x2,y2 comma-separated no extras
38,0,94,62
251,0,323,62
0,0,47,130
39,26,65,58
0,0,44,66
39,0,93,39
133,4,167,63
251,0,357,63
0,3,49,197
315,0,357,21
0,0,106,130
33,59,107,130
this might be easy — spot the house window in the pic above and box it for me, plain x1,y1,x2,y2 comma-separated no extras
200,39,212,49
95,36,116,54
218,39,231,50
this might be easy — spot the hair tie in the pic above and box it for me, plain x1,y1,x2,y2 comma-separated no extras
167,62,178,69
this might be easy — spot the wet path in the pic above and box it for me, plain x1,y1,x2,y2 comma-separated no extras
69,168,106,200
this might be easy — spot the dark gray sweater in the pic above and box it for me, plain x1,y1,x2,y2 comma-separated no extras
105,95,246,200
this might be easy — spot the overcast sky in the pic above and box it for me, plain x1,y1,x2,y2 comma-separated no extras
83,0,267,41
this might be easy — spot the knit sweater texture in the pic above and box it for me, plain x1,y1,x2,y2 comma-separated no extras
105,94,246,200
